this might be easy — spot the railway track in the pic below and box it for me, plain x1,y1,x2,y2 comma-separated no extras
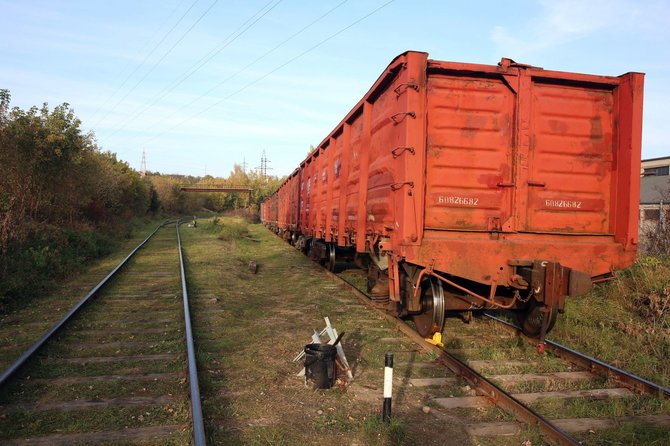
0,221,206,445
330,267,670,445
2,216,667,445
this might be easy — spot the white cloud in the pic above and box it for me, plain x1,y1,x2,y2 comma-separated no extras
491,0,669,55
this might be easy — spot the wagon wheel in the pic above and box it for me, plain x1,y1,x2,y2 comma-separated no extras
517,298,557,338
326,243,337,272
412,276,445,338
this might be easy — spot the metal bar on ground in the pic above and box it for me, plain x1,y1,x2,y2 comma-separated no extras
0,222,167,388
484,314,670,399
324,317,353,379
176,222,207,446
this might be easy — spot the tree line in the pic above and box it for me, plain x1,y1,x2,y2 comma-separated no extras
0,90,283,311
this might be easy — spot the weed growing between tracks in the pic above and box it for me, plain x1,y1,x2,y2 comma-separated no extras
180,217,477,446
0,403,190,439
574,421,670,445
550,256,670,388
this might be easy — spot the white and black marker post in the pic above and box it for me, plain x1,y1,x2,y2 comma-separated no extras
383,352,393,422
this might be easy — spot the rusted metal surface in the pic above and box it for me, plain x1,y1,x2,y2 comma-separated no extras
276,172,299,233
411,59,643,286
262,51,644,321
323,268,580,446
485,314,670,400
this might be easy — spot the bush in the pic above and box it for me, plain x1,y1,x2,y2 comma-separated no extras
612,256,670,331
0,91,150,312
0,227,115,312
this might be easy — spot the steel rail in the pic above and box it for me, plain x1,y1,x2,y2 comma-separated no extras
176,221,207,446
321,269,580,446
484,313,670,399
0,221,171,387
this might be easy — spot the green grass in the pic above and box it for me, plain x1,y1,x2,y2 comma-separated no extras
550,255,670,388
531,394,670,420
0,402,190,438
208,216,250,242
0,216,166,314
361,415,407,446
574,421,670,446
501,375,610,394
0,376,186,403
0,218,169,367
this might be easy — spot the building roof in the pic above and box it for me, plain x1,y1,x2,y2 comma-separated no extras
642,156,670,163
640,174,670,204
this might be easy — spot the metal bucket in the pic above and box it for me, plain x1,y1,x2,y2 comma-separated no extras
304,343,337,389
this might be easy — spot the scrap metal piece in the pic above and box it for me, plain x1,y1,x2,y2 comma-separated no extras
293,317,353,381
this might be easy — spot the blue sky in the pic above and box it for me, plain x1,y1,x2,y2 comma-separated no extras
1,0,669,178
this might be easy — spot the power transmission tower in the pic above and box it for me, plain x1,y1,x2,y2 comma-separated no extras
256,150,272,180
140,149,147,177
241,156,248,174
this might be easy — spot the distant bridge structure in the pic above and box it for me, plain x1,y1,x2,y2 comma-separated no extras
180,186,253,200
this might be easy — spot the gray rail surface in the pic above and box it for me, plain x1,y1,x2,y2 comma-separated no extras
176,221,207,446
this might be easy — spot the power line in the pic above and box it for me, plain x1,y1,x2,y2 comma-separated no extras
103,0,282,140
122,0,348,145
96,0,220,132
140,0,395,146
89,0,199,123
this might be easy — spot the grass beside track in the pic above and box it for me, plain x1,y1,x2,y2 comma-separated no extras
180,217,481,446
548,257,670,389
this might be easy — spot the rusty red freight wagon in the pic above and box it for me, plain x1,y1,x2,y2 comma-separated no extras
261,193,278,232
264,51,644,341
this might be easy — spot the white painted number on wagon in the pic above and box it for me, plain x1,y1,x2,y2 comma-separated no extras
437,196,479,206
545,199,582,209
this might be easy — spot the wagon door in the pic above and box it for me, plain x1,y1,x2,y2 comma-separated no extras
521,75,614,234
424,72,516,232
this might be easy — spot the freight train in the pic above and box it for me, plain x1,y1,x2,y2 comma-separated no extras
261,51,644,342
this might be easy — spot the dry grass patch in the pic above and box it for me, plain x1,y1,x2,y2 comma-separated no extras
181,218,474,445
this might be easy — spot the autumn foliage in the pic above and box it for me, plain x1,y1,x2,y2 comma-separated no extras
0,90,154,309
